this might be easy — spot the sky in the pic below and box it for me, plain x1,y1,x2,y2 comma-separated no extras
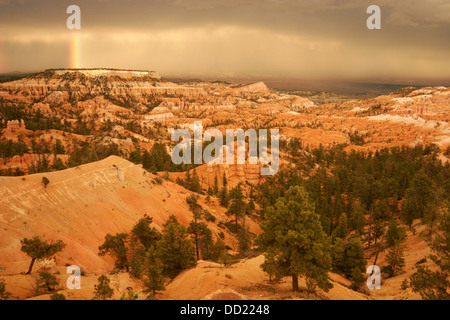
0,0,449,83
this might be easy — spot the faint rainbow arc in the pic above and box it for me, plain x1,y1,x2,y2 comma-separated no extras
69,31,80,69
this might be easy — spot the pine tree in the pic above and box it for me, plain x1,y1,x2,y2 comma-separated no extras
190,168,202,193
128,150,142,164
255,186,333,292
219,186,229,207
41,176,50,189
0,266,10,300
385,220,406,247
53,139,65,155
411,170,433,220
143,247,165,299
365,217,385,247
222,171,227,187
350,267,365,291
260,247,282,283
197,225,214,260
129,243,147,279
247,199,256,214
142,150,154,172
131,214,161,250
349,199,366,235
213,175,219,195
157,215,195,278
184,169,192,188
36,271,60,295
331,213,348,243
50,293,66,300
93,275,114,300
332,236,367,280
401,188,420,231
186,195,212,260
20,236,66,274
98,233,129,271
383,242,405,277
426,186,445,234
237,219,252,257
226,183,246,228
410,211,450,299
209,237,228,264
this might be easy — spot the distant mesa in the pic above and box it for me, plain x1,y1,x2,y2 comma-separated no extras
233,81,269,93
45,68,161,80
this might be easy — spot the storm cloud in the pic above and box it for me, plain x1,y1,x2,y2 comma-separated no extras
0,0,448,82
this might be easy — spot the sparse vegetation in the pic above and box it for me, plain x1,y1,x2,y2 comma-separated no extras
41,176,49,189
20,236,65,274
255,186,333,292
1,69,449,301
93,275,114,300
98,233,130,272
0,266,10,300
36,271,60,295
409,212,450,300
50,292,66,300
157,215,195,278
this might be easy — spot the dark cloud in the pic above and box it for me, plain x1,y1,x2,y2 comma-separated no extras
0,0,448,81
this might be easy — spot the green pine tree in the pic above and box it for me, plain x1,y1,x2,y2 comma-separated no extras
385,220,406,247
41,176,50,189
50,293,66,300
190,168,202,193
209,237,228,264
186,195,213,260
157,215,195,278
0,266,10,300
255,186,333,292
331,212,348,243
349,199,366,235
410,170,433,220
410,211,450,299
383,241,406,277
213,175,219,195
219,186,229,208
131,214,161,250
401,188,420,231
222,171,227,187
143,247,165,299
20,236,65,274
332,236,367,280
36,271,60,295
98,233,129,271
226,183,246,228
93,275,114,300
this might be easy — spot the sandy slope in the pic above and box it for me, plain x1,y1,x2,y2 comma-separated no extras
367,223,434,300
0,220,435,300
0,156,247,275
158,255,369,300
0,156,436,300
157,221,436,301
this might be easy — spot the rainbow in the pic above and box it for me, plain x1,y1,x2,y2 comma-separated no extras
0,42,4,73
69,31,80,69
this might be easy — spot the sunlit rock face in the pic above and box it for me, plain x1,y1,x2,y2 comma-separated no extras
53,68,161,80
0,68,205,101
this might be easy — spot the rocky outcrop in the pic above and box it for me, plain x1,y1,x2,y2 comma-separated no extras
6,120,25,130
0,69,206,103
0,154,69,173
53,68,161,80
143,112,174,122
233,81,269,93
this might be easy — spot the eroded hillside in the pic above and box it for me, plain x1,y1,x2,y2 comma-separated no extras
0,156,259,275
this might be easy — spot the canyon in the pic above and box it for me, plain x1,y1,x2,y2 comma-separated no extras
0,68,448,300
